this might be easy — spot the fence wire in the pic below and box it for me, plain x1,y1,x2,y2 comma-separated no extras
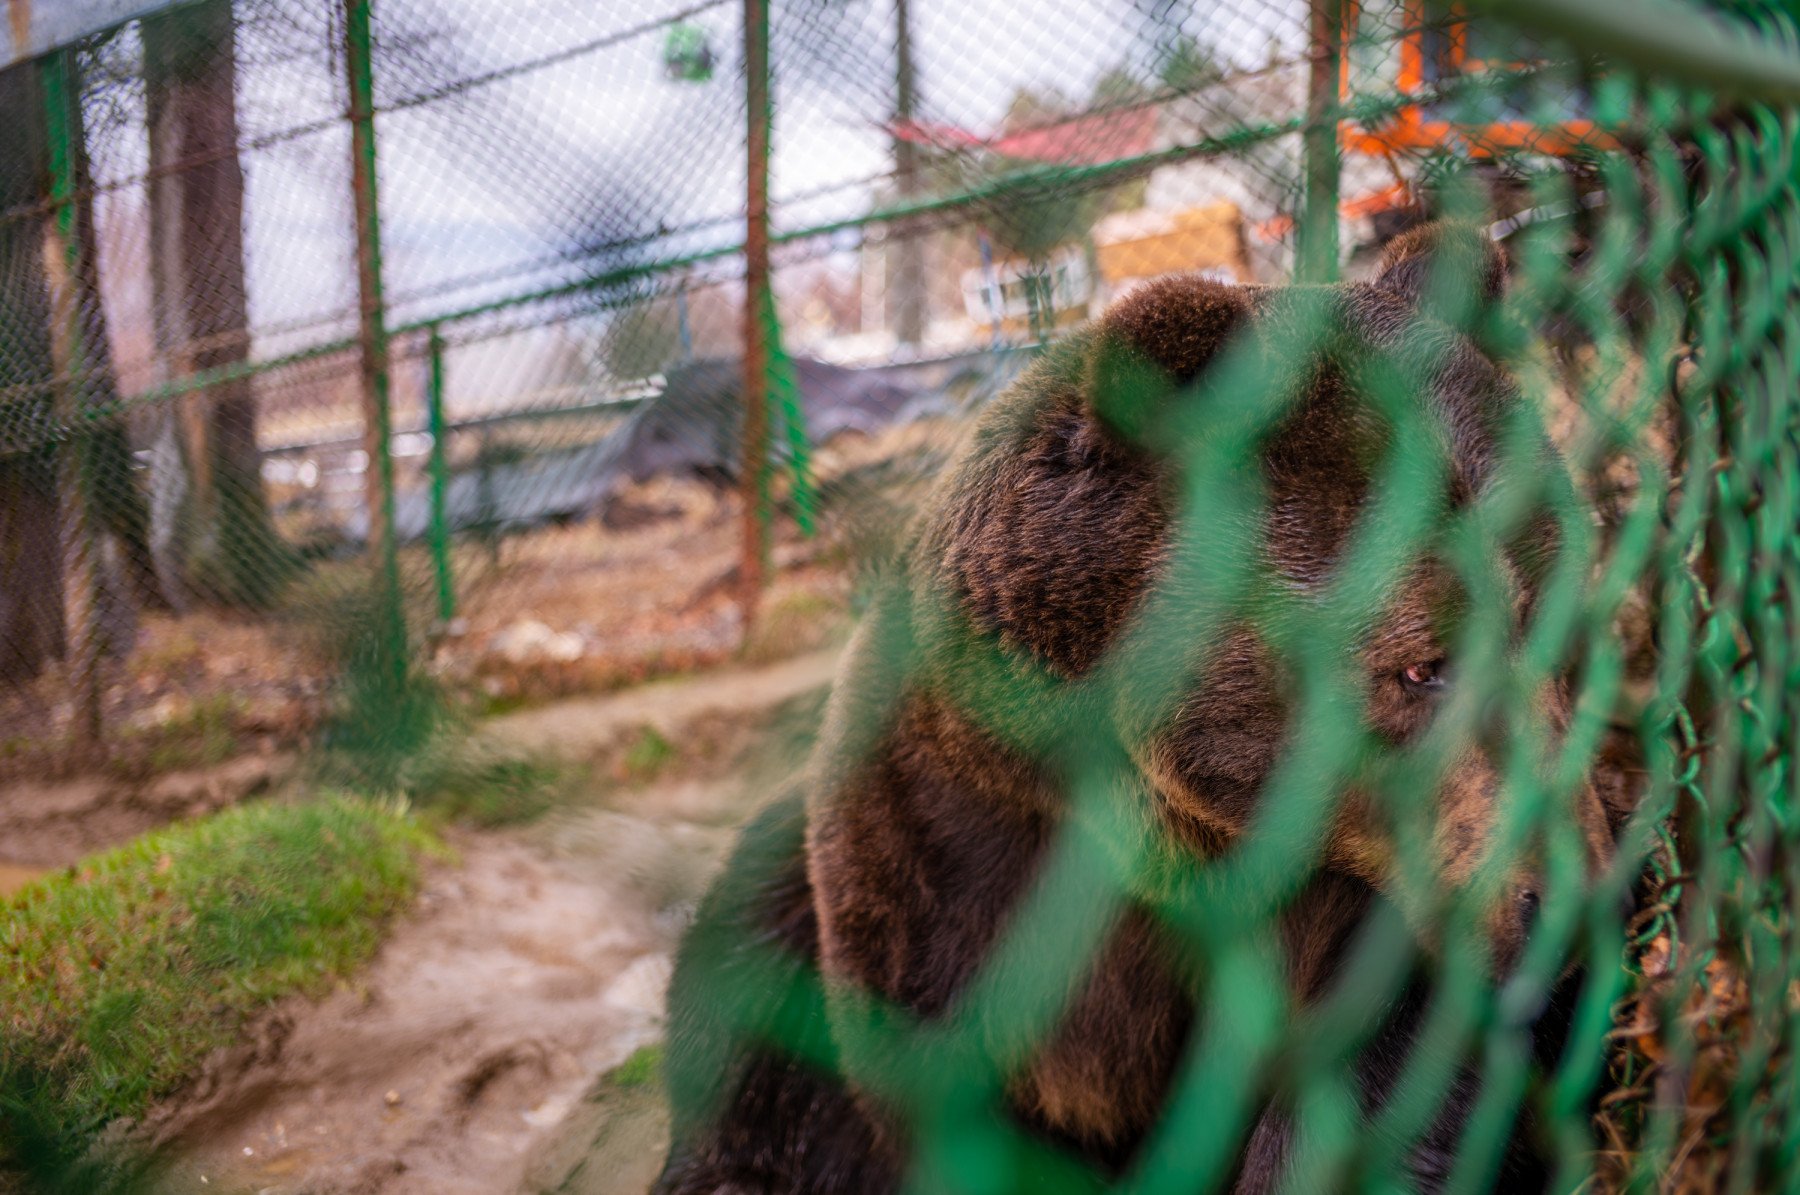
0,0,1796,1190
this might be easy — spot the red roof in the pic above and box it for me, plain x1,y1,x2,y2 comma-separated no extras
892,106,1159,166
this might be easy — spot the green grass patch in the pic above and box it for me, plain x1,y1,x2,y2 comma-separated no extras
473,689,537,719
0,796,439,1182
604,1042,663,1091
618,726,677,783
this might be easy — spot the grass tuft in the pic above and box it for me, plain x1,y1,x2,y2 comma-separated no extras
0,796,439,1182
400,749,574,827
739,590,846,666
604,1042,663,1091
618,726,677,783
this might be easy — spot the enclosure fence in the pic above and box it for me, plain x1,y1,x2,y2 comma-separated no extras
0,0,1798,1189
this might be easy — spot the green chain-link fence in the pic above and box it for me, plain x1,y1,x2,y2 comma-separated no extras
0,0,1796,1188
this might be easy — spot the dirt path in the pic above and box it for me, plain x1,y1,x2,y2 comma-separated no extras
134,648,841,1194
0,649,840,881
144,804,732,1195
482,649,839,761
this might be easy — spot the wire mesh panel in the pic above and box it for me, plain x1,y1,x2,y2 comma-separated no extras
0,0,1795,1190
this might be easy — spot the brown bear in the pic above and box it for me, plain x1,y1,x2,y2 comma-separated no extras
652,223,1616,1195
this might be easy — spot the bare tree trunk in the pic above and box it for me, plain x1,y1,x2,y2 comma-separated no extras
144,0,285,607
67,67,162,625
740,0,772,629
36,44,153,742
0,60,67,688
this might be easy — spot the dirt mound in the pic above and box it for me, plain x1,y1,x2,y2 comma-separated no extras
0,753,290,873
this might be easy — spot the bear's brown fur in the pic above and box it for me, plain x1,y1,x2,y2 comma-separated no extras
654,224,1614,1195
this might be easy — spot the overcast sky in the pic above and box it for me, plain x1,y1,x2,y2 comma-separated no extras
78,0,1307,371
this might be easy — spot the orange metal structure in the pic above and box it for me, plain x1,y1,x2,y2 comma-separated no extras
1340,1,1612,163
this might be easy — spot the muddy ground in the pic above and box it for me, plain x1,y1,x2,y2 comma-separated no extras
0,753,293,882
139,649,840,1194
1,645,842,1195
0,416,944,786
0,431,894,1193
141,814,705,1195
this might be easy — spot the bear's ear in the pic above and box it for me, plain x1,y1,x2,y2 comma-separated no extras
1373,221,1506,311
1086,274,1253,442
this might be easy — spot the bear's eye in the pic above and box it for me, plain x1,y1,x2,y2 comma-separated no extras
1400,659,1448,695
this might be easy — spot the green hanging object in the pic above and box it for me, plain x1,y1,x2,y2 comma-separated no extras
759,286,817,537
664,24,714,83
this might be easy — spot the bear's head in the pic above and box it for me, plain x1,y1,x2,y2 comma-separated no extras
916,222,1612,969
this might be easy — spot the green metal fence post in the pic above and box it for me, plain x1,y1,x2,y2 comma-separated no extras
343,0,405,680
760,287,816,537
41,47,104,748
1298,0,1343,283
476,430,499,564
740,0,773,632
425,324,455,623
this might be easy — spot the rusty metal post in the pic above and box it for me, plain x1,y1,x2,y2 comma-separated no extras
41,46,104,747
739,0,772,633
1298,0,1343,283
889,0,925,347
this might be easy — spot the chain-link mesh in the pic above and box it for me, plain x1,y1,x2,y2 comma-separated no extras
0,0,1796,1189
